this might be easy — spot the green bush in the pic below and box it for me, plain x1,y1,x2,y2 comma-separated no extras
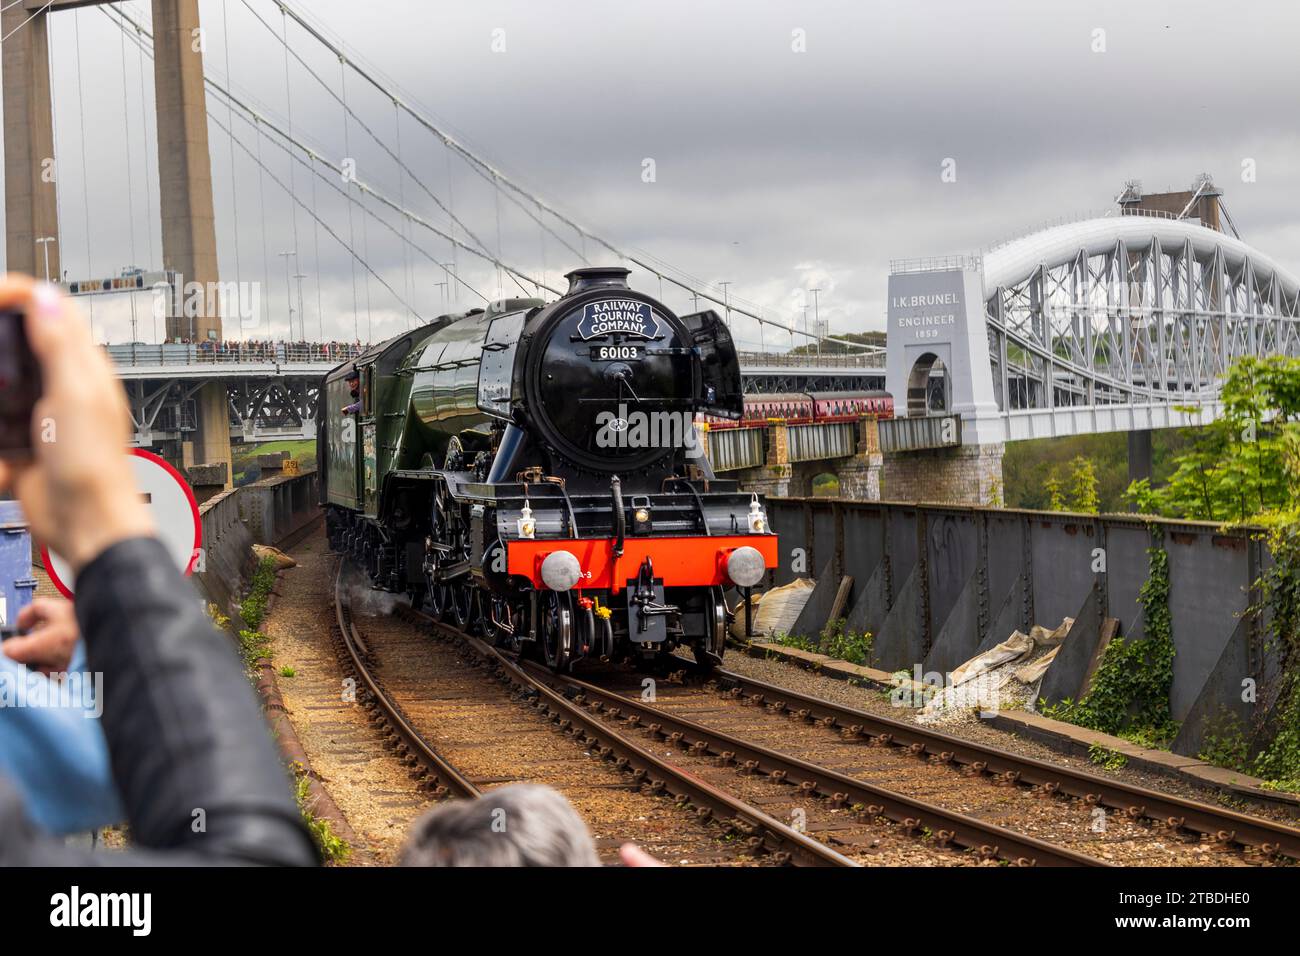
239,556,279,630
294,773,350,864
1041,534,1178,748
774,619,873,666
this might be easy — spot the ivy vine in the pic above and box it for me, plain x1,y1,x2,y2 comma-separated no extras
1043,529,1177,745
1246,522,1300,790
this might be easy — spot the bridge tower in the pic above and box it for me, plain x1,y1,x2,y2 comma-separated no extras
2,0,232,485
881,259,1005,505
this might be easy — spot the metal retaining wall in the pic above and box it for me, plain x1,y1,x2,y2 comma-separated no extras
766,497,1270,758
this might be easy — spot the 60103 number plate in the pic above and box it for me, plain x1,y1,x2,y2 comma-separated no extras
589,345,643,361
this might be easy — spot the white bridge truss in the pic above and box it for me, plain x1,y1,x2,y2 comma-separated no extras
980,214,1300,442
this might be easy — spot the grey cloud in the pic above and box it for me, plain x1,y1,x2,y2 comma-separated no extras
6,0,1297,349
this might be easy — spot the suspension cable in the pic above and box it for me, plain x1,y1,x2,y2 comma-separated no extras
278,2,302,339
116,5,137,269
338,57,360,343
134,7,155,273
72,9,94,334
393,99,413,330
116,3,140,340
444,143,458,302
271,0,868,349
308,148,324,338
219,1,242,295
107,3,558,303
211,108,423,325
254,116,273,340
206,76,550,298
247,0,586,275
113,7,435,335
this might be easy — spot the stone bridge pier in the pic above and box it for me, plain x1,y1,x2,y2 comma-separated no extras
879,442,1005,506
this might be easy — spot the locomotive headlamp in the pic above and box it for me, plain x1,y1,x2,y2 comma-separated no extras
747,495,768,534
631,496,652,534
517,500,536,539
726,546,766,588
541,550,583,592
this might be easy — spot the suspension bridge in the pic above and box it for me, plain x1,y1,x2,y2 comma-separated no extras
3,3,1296,506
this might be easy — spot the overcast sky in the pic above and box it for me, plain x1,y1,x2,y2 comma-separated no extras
5,0,1299,348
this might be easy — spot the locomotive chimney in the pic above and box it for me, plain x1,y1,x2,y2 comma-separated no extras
564,266,631,295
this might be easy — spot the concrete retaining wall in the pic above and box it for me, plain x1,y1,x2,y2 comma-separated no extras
767,497,1270,757
194,469,321,622
238,469,321,546
194,488,257,623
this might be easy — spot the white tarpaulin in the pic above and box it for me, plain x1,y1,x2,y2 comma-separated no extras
733,578,816,640
917,618,1073,723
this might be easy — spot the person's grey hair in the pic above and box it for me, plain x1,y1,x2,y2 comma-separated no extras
399,784,600,867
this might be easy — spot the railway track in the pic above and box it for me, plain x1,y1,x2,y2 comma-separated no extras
333,561,853,866
701,668,1300,862
524,662,1102,866
543,661,1297,865
385,606,1115,866
333,562,481,801
335,560,1298,866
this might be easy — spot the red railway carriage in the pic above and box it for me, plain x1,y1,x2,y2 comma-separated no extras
704,390,894,426
809,390,893,419
740,393,814,422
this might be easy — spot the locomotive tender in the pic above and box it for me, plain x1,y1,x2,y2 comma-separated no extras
319,266,778,669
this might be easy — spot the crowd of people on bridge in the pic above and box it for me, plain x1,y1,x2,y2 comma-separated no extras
186,339,367,363
0,278,658,868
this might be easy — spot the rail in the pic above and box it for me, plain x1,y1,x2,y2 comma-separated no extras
537,664,1100,866
393,602,855,866
333,562,482,800
712,668,1300,861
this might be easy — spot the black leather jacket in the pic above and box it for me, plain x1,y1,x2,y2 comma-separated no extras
0,537,319,865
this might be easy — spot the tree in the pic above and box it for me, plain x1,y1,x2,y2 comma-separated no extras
789,330,885,355
1123,355,1300,524
1066,456,1100,513
1044,473,1065,512
1036,455,1098,513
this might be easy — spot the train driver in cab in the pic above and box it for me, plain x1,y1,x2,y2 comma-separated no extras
342,366,362,416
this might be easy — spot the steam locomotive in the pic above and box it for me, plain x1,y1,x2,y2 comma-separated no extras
319,266,778,669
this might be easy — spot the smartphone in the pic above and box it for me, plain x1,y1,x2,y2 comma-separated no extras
0,309,42,457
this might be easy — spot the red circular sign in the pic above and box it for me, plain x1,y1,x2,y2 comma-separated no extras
41,448,203,599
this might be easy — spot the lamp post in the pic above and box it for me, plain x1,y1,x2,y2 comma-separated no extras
440,262,456,307
719,280,731,331
278,251,298,341
293,273,308,340
35,237,56,282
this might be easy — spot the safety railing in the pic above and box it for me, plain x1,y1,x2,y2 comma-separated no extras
737,350,885,368
106,342,367,367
